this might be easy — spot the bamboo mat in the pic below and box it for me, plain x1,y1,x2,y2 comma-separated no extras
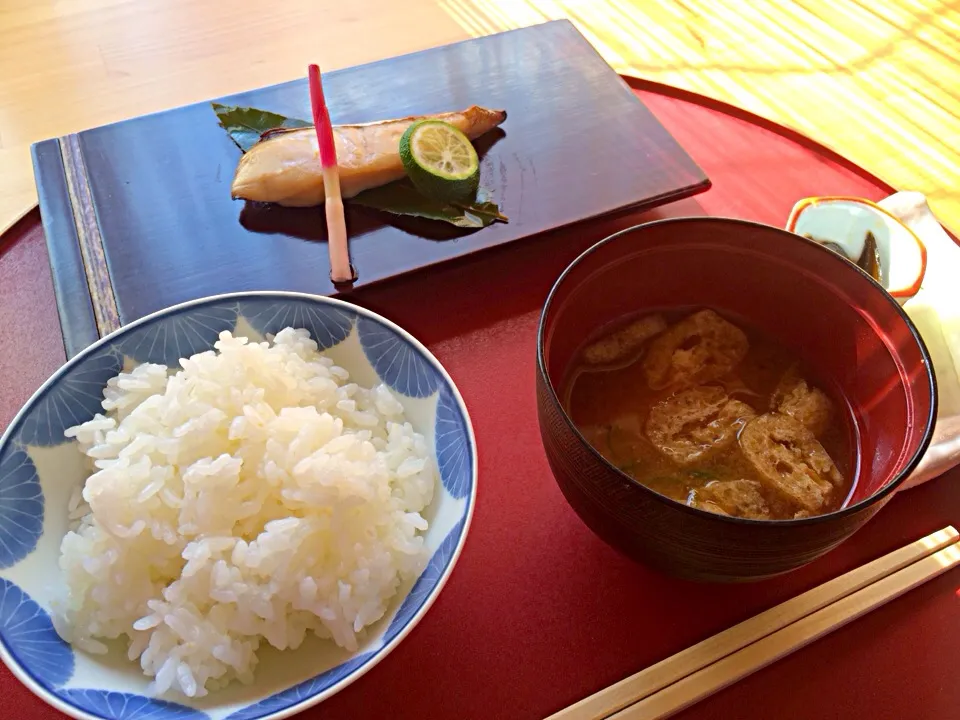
1,0,957,235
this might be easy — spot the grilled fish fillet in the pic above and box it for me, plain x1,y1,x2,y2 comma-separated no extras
231,105,507,206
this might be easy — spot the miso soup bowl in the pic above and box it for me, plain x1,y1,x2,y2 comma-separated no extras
536,217,936,583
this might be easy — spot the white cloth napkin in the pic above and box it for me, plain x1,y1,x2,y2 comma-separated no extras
878,192,960,491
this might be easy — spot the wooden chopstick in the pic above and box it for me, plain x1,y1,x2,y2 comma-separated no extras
614,538,960,719
548,526,959,720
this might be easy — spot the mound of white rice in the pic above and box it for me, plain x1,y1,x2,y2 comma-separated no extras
52,328,436,698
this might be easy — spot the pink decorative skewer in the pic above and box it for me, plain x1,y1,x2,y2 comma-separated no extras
307,64,353,284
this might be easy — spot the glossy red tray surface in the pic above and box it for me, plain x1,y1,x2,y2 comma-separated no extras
1,81,958,720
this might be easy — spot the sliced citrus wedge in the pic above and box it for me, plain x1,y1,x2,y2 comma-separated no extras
787,196,927,303
399,120,480,203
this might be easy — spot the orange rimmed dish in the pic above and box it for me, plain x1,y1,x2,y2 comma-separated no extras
787,196,927,304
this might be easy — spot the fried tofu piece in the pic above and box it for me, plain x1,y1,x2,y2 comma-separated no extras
646,386,756,465
688,479,771,519
642,309,749,391
582,314,667,365
771,369,833,437
739,413,843,513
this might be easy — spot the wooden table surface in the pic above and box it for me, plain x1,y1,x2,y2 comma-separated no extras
1,0,958,236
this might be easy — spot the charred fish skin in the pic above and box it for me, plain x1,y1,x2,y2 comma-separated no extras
231,105,507,207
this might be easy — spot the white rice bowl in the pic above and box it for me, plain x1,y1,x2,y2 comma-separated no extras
0,294,476,720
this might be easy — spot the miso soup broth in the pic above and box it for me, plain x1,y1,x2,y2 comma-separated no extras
564,307,858,520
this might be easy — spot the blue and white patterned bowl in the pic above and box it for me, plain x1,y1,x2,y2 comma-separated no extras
0,292,477,720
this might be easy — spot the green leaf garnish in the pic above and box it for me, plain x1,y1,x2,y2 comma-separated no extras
212,103,311,152
211,103,507,227
352,181,508,229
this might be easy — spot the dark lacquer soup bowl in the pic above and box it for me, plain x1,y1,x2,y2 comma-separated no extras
536,217,936,583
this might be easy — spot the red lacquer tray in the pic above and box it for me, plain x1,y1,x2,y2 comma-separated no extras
1,78,958,720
